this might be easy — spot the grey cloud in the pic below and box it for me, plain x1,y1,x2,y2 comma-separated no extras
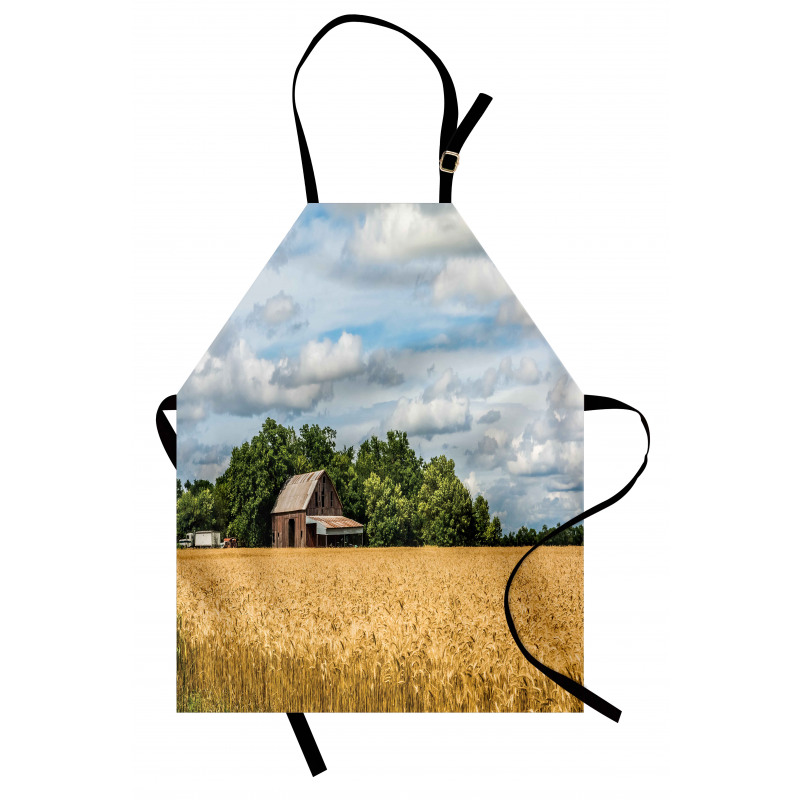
245,291,308,338
366,349,405,387
494,356,540,387
464,367,498,398
545,474,584,492
423,368,462,401
476,357,540,394
531,372,583,443
250,291,301,326
207,320,241,358
478,409,501,424
465,433,508,470
426,357,541,404
481,476,583,532
416,310,541,352
177,438,233,483
194,444,232,466
511,357,541,385
495,296,536,328
547,371,582,409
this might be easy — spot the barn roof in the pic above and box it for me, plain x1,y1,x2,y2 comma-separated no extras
271,470,327,514
307,515,364,529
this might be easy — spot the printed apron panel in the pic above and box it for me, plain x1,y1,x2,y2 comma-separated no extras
176,202,584,713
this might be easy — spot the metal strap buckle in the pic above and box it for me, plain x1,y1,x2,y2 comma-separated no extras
439,150,460,173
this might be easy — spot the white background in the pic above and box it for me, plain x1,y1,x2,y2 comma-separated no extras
1,0,798,797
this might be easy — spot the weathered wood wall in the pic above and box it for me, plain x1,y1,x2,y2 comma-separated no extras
271,472,343,547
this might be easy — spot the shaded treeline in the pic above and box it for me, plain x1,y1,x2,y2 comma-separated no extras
176,419,583,548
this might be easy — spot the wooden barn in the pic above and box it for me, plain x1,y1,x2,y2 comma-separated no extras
270,470,364,548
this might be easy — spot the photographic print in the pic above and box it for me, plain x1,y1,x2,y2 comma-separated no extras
176,204,584,712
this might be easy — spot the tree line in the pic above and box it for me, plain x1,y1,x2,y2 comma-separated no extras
176,418,584,548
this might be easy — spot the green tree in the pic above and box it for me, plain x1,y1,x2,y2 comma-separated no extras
176,488,217,537
542,524,584,546
226,514,249,546
383,430,425,498
501,525,533,546
417,456,476,546
519,526,535,546
355,431,424,501
297,424,337,471
326,447,360,519
212,479,231,535
222,418,306,547
176,478,183,500
183,479,214,495
486,516,502,546
473,495,491,543
363,473,415,547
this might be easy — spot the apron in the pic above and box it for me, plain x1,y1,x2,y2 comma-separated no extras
156,15,649,776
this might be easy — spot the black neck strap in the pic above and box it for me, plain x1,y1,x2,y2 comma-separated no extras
292,14,491,203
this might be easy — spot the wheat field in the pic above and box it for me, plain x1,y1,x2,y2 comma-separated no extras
177,546,583,713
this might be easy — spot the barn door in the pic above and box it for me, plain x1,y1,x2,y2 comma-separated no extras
288,518,295,548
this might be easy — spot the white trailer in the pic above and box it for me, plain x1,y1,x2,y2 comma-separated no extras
193,531,220,548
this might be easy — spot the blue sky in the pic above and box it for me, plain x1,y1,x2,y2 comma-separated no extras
177,203,584,531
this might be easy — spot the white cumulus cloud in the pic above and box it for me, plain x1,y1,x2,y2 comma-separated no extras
180,339,326,420
250,291,301,326
280,331,366,386
432,256,511,306
507,432,584,477
346,204,480,265
387,396,471,440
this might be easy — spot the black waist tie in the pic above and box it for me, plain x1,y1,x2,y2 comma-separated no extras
504,395,650,722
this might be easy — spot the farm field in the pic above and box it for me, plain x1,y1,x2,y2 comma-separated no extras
177,546,583,713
